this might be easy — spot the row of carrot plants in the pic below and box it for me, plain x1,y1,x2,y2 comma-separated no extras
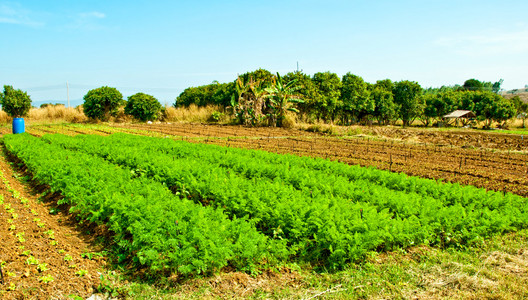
39,133,528,268
2,134,286,276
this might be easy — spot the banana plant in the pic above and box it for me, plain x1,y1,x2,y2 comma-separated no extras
232,76,268,126
265,73,303,127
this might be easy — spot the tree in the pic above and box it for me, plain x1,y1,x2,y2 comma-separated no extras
423,90,461,125
373,79,394,93
83,86,123,121
371,87,397,125
0,85,32,118
283,71,317,120
473,91,515,128
175,85,214,107
125,93,162,121
511,95,528,128
340,73,373,124
393,80,424,126
211,82,235,107
238,68,275,89
462,79,484,91
492,79,503,94
311,72,342,122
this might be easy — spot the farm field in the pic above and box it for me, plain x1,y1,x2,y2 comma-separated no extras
12,123,528,197
0,123,528,299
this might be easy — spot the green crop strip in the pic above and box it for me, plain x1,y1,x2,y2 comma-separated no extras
36,133,528,270
3,134,286,276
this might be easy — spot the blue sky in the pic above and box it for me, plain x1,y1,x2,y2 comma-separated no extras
1,0,527,107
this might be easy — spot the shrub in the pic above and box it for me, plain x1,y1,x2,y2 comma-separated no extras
209,111,224,122
124,93,162,121
83,86,123,121
0,85,32,118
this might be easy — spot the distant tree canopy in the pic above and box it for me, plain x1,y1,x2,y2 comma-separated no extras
0,85,32,118
174,71,517,128
83,86,123,121
175,82,234,107
125,92,162,121
461,78,503,94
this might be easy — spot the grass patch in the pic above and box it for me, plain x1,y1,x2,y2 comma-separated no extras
105,229,528,299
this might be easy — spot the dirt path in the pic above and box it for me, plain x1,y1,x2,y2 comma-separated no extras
0,147,106,299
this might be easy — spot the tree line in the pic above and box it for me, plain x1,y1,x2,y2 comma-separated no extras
175,69,527,128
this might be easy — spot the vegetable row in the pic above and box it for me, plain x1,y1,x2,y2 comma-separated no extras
3,134,286,276
40,133,528,268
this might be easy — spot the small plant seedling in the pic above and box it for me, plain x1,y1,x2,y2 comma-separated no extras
31,209,38,216
68,264,77,269
26,256,39,265
9,225,16,231
76,269,88,277
7,282,16,290
21,250,31,256
81,251,105,260
37,263,49,272
58,249,66,254
16,232,25,243
44,230,55,240
49,207,60,215
49,241,58,246
39,275,54,283
64,254,73,262
20,198,28,204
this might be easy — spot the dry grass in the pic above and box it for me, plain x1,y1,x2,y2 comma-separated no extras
0,105,87,125
503,91,528,103
27,105,87,123
162,104,225,123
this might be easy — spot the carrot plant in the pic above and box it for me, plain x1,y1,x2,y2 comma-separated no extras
3,133,287,276
39,133,528,268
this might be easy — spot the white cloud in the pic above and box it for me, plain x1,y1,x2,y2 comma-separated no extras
0,3,44,27
67,11,107,30
434,29,528,56
79,11,106,19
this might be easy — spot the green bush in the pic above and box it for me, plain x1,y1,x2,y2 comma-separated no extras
0,85,32,118
209,111,224,122
124,93,162,122
83,86,123,121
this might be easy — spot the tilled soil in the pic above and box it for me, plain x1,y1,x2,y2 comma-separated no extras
0,151,106,299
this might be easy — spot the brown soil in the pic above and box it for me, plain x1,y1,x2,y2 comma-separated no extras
0,150,106,299
366,126,528,152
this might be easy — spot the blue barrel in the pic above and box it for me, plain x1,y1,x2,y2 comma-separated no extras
12,118,25,134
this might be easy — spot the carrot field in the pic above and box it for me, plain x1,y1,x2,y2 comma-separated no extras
1,123,527,299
